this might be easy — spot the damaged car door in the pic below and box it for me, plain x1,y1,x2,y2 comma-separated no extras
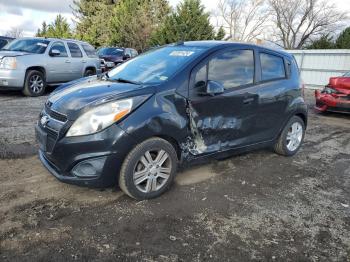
187,48,258,154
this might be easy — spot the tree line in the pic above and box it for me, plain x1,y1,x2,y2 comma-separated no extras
34,0,349,50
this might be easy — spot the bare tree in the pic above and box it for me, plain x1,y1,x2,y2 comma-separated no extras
5,27,24,38
269,0,347,49
213,0,270,42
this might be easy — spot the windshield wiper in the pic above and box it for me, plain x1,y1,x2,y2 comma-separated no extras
112,78,142,85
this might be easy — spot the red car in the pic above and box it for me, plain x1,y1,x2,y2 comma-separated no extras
315,72,350,113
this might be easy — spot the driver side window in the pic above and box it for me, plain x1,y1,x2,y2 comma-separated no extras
50,42,68,57
208,49,254,89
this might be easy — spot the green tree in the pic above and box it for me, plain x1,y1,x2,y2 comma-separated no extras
36,21,48,37
150,0,216,45
73,0,118,47
306,34,335,49
110,0,170,51
36,15,72,38
215,26,226,40
335,27,350,49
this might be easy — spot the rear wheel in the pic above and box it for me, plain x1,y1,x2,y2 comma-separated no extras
22,70,46,97
119,137,178,200
274,116,305,156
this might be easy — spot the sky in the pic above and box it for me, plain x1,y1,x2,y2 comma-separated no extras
0,0,349,37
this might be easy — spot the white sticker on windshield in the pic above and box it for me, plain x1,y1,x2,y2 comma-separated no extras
37,43,48,47
159,76,168,81
170,51,194,57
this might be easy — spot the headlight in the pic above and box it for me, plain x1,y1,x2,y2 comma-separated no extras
0,57,17,70
66,99,133,137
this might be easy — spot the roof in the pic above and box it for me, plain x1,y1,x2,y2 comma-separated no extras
15,37,91,45
0,36,15,40
180,40,293,58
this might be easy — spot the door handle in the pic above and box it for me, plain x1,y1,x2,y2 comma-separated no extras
82,60,87,63
243,97,255,104
65,60,71,63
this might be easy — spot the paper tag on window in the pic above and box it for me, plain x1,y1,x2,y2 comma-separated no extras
37,43,48,47
170,51,194,57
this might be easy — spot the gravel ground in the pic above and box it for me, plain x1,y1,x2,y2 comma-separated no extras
0,89,349,261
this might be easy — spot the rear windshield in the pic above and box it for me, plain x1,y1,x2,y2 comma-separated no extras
2,39,50,54
98,48,124,56
107,45,206,84
82,44,97,58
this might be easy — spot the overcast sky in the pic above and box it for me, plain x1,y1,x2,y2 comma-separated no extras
0,0,349,37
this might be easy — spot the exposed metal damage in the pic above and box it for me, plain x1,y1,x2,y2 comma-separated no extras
180,102,242,159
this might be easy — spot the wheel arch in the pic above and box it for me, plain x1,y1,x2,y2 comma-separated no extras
26,66,46,79
84,66,96,74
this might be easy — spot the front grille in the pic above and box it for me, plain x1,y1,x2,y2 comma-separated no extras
45,103,67,122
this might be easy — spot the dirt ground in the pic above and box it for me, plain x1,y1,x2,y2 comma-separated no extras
0,89,349,261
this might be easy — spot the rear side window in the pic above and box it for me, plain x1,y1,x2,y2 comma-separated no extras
68,42,83,58
208,49,254,89
82,44,97,58
260,53,286,81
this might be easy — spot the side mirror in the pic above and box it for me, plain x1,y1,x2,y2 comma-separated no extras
123,54,131,60
50,49,61,57
195,80,224,96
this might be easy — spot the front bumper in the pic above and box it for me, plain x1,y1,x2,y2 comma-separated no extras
36,120,137,188
315,90,350,113
0,69,25,89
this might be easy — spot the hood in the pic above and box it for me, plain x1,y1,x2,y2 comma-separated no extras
329,76,350,90
99,55,123,63
0,51,30,59
48,76,155,120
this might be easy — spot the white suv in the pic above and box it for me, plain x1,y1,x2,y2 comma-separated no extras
0,37,101,96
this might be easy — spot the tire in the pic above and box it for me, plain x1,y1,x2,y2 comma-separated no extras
22,70,46,97
119,137,178,200
84,69,95,77
274,115,305,156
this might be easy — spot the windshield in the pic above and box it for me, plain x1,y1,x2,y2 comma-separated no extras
343,72,350,77
98,48,124,56
107,45,206,84
2,39,50,54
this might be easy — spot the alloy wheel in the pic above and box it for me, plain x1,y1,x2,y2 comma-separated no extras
286,122,303,151
29,75,44,94
133,149,172,193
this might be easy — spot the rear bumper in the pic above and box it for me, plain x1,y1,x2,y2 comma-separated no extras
315,90,350,113
0,69,25,89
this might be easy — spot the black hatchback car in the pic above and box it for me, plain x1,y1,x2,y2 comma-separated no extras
36,41,307,200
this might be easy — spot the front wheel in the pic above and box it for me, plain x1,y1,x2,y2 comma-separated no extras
22,70,46,97
119,138,178,200
274,116,305,156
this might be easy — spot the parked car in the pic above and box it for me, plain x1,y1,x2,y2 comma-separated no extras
315,72,350,113
36,41,307,200
0,37,101,96
0,36,14,49
98,47,138,72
